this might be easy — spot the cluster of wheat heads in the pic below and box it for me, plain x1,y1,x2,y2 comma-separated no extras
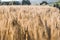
0,6,60,40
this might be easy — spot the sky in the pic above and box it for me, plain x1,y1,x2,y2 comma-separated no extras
1,0,58,2
1,0,58,4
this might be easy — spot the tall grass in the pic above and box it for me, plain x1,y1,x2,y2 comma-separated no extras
0,6,60,40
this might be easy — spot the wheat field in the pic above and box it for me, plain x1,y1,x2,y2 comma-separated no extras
0,5,60,40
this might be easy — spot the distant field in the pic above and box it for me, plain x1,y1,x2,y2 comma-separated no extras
0,6,60,40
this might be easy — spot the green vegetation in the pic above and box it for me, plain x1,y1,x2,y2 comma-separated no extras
55,1,60,6
50,0,59,5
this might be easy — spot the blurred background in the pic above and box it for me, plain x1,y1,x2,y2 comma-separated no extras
0,0,59,5
0,0,60,9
